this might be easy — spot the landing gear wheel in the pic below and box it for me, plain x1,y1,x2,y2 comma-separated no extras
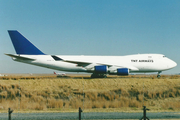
157,71,162,78
157,75,161,78
91,74,107,78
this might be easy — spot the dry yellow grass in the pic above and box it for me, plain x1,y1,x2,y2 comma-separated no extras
0,75,180,112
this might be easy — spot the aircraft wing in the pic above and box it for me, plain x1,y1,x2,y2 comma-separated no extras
51,55,92,67
64,60,92,67
64,59,138,71
5,54,35,61
52,55,133,69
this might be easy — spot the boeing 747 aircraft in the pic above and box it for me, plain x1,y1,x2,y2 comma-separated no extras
6,30,177,78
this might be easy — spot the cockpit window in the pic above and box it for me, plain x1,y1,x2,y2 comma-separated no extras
163,56,166,58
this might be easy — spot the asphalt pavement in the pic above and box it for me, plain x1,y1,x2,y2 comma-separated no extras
0,112,180,120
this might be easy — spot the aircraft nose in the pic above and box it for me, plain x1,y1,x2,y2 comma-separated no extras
169,60,177,68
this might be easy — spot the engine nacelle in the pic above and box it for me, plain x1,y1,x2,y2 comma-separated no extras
117,68,129,75
94,65,108,73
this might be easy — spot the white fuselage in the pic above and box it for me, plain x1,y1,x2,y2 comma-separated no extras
12,54,177,74
7,30,177,76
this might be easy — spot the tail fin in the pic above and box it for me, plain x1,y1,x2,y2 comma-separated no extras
8,30,45,55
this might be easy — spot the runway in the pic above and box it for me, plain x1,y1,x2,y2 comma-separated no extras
0,112,180,120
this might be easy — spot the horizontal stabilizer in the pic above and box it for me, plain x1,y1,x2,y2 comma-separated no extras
5,54,35,61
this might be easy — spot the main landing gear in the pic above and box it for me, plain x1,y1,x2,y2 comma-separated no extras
91,73,107,78
157,71,162,78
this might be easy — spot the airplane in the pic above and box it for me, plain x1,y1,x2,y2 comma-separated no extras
53,71,66,76
5,30,177,78
0,74,7,77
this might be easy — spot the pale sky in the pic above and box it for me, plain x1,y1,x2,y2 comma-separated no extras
1,0,180,74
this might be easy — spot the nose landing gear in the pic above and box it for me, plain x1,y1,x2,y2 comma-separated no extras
157,71,162,78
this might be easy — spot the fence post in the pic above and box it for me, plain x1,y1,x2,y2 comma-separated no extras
140,106,149,120
8,108,13,120
79,107,83,120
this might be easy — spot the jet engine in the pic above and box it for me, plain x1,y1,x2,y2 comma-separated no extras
94,65,108,73
117,68,129,75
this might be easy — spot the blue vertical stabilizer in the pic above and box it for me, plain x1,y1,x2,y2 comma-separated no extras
8,30,45,55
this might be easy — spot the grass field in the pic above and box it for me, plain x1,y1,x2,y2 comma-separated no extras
0,74,180,113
